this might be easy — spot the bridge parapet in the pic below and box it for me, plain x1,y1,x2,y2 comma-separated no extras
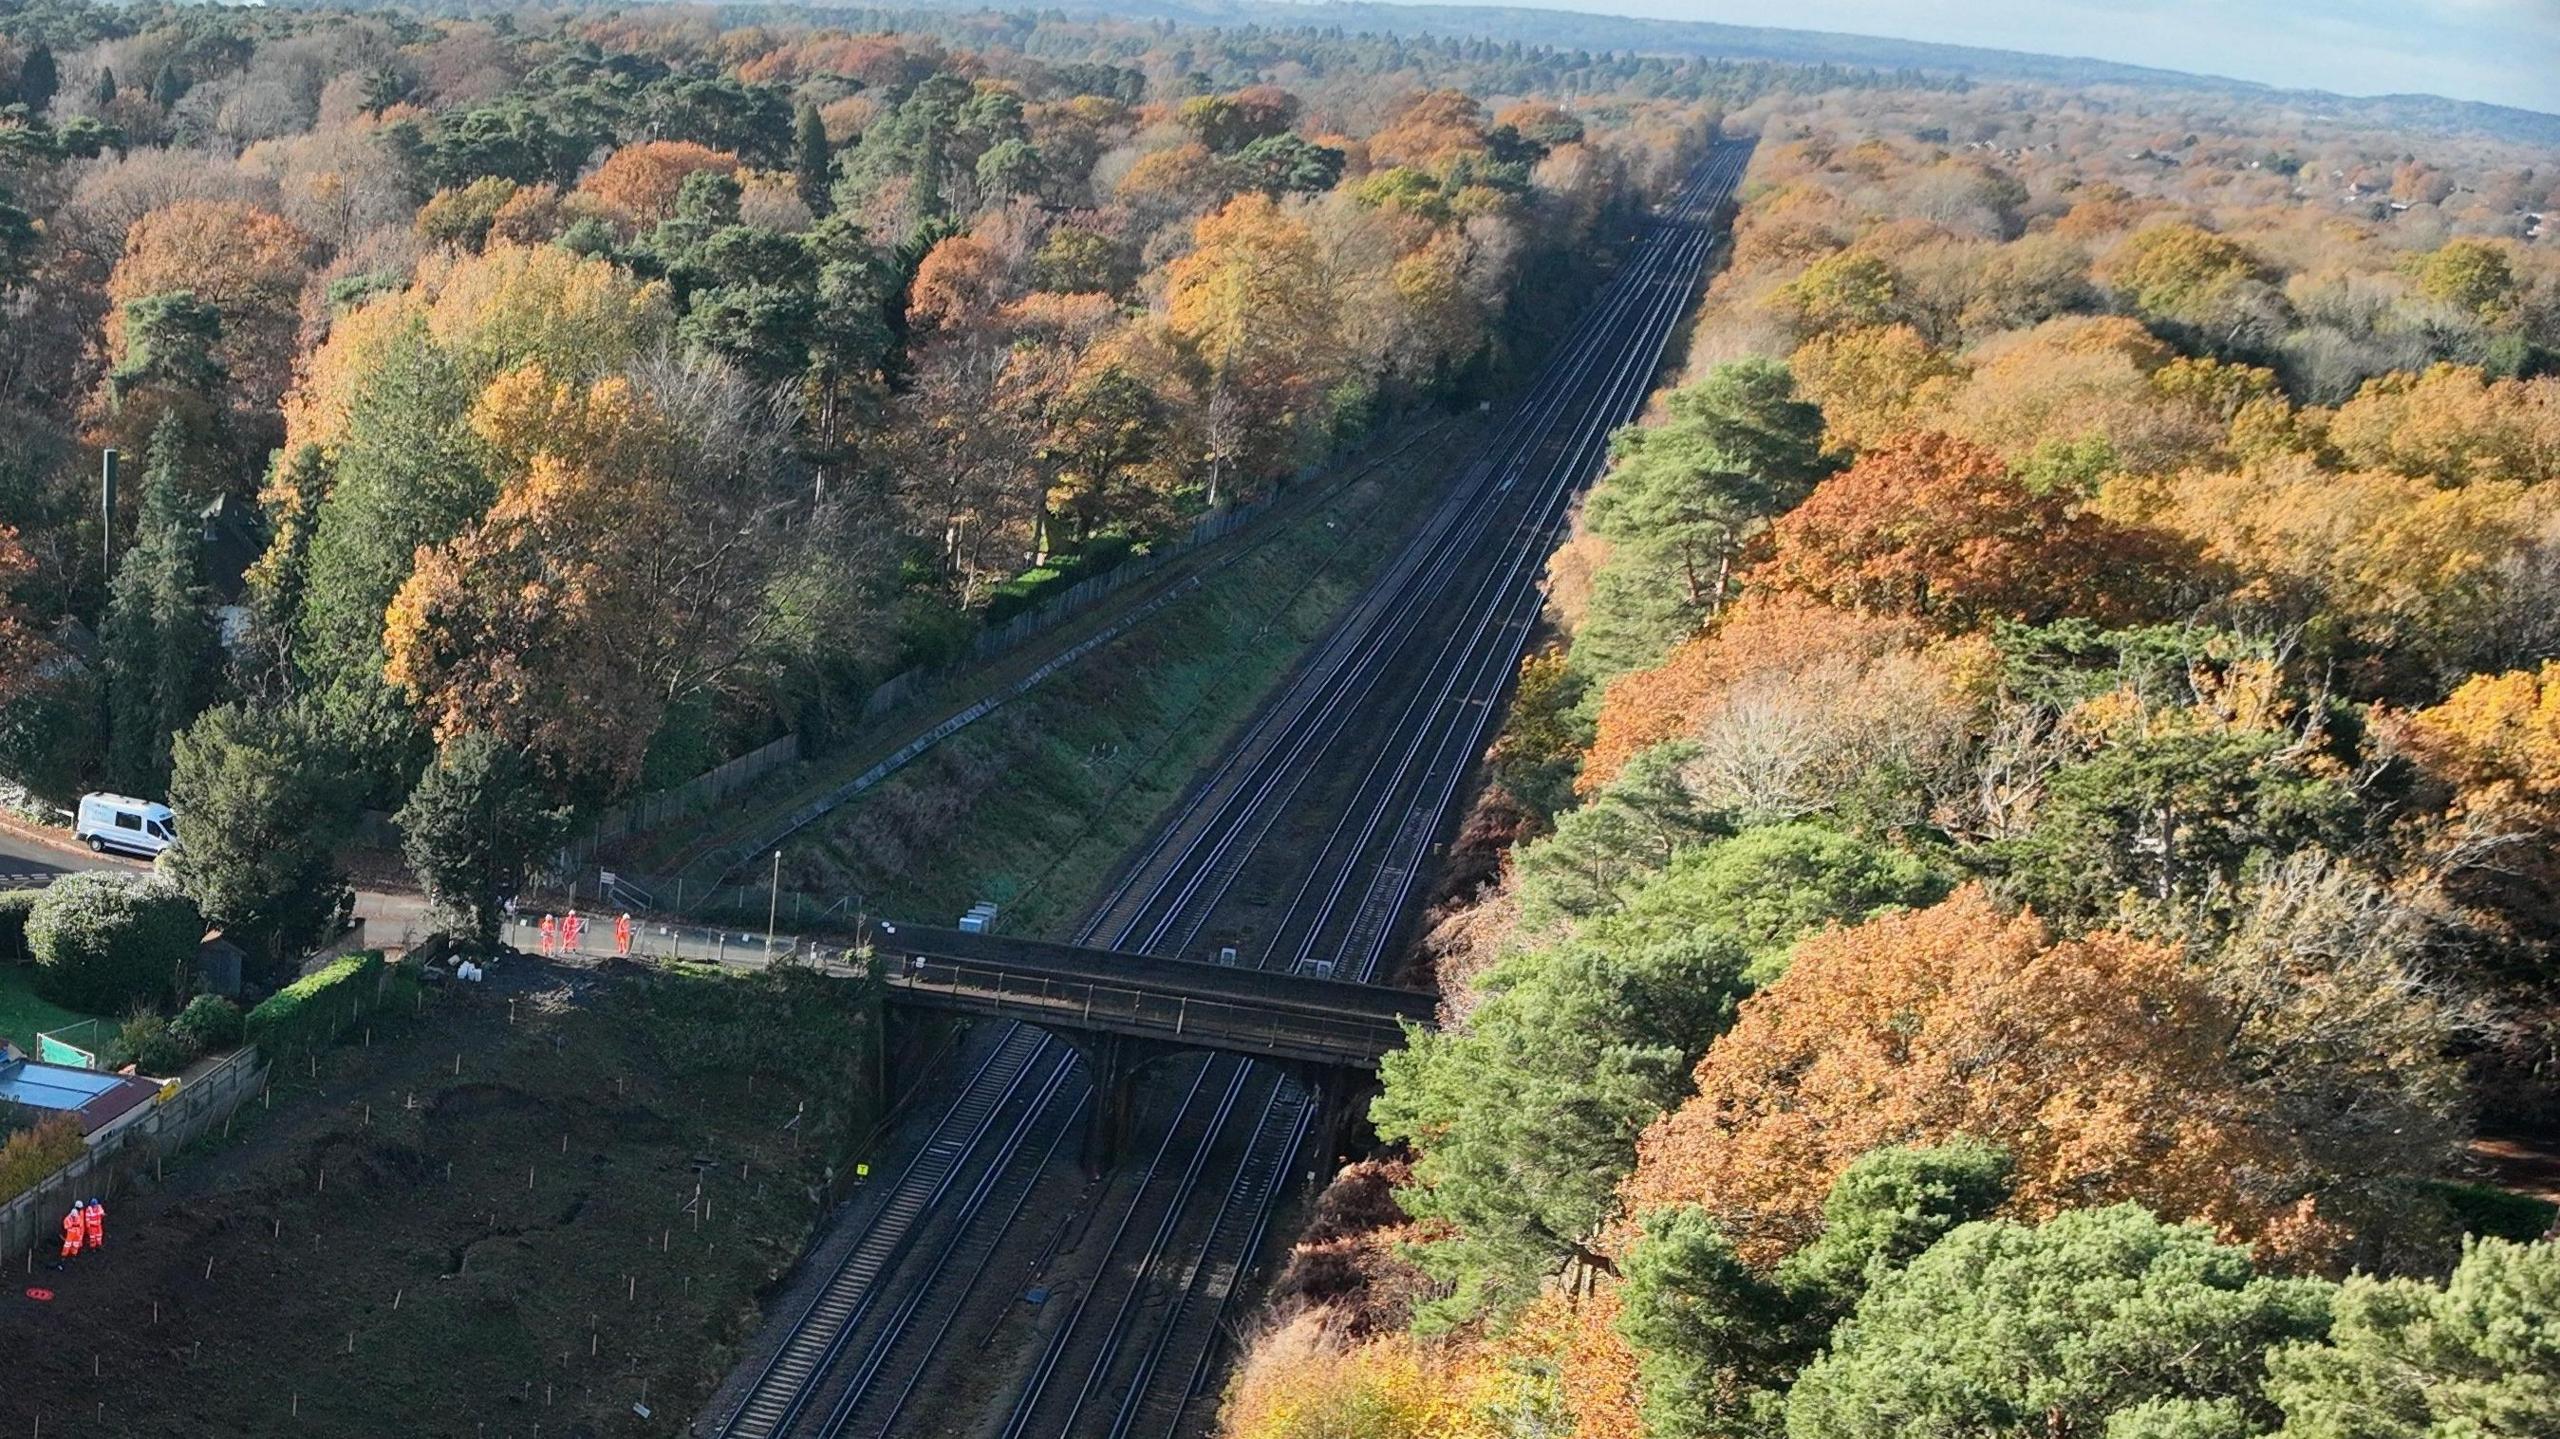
850,921,1436,1168
881,955,1417,1069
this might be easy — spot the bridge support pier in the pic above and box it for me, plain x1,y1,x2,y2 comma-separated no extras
1289,1065,1377,1183
1065,1032,1189,1174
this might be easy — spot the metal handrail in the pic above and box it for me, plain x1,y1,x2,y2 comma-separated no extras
882,958,1408,1060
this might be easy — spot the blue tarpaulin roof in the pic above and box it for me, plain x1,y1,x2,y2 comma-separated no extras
0,1055,160,1133
0,1057,126,1111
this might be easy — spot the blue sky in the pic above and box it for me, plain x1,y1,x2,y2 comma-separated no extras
1410,0,2560,112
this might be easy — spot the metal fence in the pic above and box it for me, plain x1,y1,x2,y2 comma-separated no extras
546,506,1261,877
680,565,1214,894
554,420,1439,886
3,1046,269,1266
494,910,869,975
963,504,1266,666
560,732,804,864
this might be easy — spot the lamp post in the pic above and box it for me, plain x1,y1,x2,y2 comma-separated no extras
765,850,781,965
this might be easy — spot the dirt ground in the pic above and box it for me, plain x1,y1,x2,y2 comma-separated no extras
0,957,875,1438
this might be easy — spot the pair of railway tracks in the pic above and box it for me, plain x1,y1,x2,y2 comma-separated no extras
708,138,1753,1439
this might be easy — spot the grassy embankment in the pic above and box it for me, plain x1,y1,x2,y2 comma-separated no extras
776,419,1482,939
0,961,876,1439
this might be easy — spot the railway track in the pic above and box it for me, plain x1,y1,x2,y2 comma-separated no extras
704,137,1752,1439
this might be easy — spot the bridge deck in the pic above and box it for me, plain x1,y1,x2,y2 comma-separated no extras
856,922,1435,1068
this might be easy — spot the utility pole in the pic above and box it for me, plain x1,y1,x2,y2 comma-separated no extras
99,448,118,577
765,850,781,964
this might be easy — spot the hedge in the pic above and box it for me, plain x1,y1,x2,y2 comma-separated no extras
24,871,200,1012
0,889,37,962
172,993,244,1051
244,951,387,1056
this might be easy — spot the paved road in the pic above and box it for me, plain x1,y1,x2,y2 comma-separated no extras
0,814,440,950
0,823,135,889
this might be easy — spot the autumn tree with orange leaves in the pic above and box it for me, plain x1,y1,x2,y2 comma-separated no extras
105,200,316,408
99,199,316,463
1167,193,1342,486
1620,885,2346,1267
0,527,52,709
580,140,743,228
1577,593,1973,802
2398,663,2560,829
385,361,799,787
2391,662,2560,981
1750,431,2189,633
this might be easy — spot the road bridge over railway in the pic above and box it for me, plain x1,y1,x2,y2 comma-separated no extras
853,921,1435,1165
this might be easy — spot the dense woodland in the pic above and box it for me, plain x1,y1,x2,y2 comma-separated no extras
0,0,1781,969
5,3,2560,1432
1228,70,2560,1439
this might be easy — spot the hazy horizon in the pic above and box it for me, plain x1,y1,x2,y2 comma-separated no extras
1337,0,2560,114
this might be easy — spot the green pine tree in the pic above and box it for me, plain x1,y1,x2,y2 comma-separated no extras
164,700,354,982
396,731,565,949
104,415,223,790
17,43,58,114
793,102,832,216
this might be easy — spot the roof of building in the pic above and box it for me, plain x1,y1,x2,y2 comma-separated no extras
0,1055,162,1135
196,492,268,605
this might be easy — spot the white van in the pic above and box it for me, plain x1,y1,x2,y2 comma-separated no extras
74,794,177,858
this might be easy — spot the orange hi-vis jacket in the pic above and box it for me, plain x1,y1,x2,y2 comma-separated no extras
84,1202,103,1248
60,1208,83,1257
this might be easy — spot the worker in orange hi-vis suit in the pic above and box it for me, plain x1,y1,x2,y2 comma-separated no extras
564,911,584,953
84,1198,103,1252
614,914,632,958
59,1204,83,1260
537,914,557,956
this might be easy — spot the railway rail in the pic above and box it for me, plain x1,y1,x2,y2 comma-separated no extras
705,136,1753,1439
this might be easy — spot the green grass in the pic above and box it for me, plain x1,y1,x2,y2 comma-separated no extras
0,963,103,1055
777,425,1468,940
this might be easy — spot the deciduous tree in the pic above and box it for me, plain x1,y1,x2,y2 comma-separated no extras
0,526,53,710
385,362,798,788
1786,323,1960,452
580,140,742,228
2396,660,2560,828
1751,431,2186,634
1623,887,2334,1264
1167,193,1341,480
2413,239,2520,321
105,199,313,414
2326,365,2560,488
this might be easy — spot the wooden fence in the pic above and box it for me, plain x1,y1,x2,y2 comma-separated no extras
2,1045,269,1265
